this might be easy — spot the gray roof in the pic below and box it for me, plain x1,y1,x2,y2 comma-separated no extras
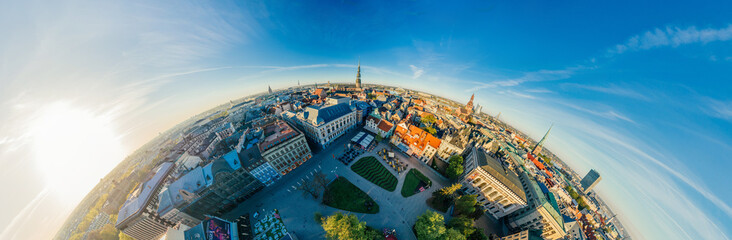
116,162,174,228
302,103,353,125
157,166,211,215
475,149,526,202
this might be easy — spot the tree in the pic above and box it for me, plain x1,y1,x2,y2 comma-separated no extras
421,114,437,124
438,183,462,199
455,195,477,215
119,232,134,240
423,126,437,135
296,178,322,199
314,212,324,224
447,216,475,236
321,212,378,240
415,210,446,240
468,230,489,240
446,161,464,180
443,228,467,240
313,171,329,190
448,155,464,165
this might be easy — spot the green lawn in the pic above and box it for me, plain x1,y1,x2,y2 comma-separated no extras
351,156,398,191
323,177,379,214
401,169,432,197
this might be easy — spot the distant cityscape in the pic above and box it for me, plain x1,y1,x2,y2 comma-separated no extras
54,63,627,240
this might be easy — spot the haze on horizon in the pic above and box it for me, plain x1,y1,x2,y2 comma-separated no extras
1,0,731,239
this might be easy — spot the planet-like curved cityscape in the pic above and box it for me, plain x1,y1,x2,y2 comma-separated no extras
55,65,622,240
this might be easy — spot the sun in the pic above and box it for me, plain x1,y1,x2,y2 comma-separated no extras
30,102,126,203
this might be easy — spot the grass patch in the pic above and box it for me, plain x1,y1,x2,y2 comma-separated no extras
401,169,432,197
323,177,379,214
351,156,398,191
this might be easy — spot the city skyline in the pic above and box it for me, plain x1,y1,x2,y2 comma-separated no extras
1,1,731,239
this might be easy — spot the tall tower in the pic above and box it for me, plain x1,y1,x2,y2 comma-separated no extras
532,124,553,155
355,58,362,89
466,93,475,110
268,85,273,94
298,80,300,86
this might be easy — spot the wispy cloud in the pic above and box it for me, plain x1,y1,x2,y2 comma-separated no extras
609,24,732,55
465,66,585,92
409,65,425,79
564,83,652,101
702,98,732,122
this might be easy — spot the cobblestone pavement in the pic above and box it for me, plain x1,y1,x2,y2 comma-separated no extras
222,129,460,240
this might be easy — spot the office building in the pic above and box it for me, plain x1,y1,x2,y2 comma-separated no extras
116,162,175,240
258,120,312,175
580,169,601,194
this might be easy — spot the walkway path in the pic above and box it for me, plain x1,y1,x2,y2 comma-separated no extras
223,129,458,240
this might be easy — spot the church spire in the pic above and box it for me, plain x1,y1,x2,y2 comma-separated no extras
268,85,272,94
355,57,362,89
532,123,553,155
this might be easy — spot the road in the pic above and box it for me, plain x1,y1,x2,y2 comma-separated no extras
222,128,460,239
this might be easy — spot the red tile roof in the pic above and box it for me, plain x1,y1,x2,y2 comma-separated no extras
377,119,394,132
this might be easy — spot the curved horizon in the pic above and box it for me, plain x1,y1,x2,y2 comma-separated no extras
1,1,731,240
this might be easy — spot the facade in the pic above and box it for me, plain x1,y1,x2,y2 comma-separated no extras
457,94,475,122
181,151,265,220
259,120,312,175
580,169,601,194
564,220,587,240
184,216,239,240
157,166,210,228
506,167,566,240
500,229,544,240
363,115,395,138
436,128,471,162
391,122,441,163
214,122,236,140
294,103,359,148
460,148,527,219
116,162,175,240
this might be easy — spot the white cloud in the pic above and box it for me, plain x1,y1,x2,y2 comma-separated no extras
703,98,732,121
409,65,425,79
564,83,651,101
465,66,584,92
610,25,732,55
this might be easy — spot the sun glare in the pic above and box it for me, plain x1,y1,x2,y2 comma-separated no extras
30,102,125,203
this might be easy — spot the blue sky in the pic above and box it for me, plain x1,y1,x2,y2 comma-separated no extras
1,0,731,239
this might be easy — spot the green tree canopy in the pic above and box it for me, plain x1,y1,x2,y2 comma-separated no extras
415,210,447,240
448,155,463,165
443,228,468,240
455,195,477,215
446,161,464,180
447,216,476,236
321,212,378,240
119,232,134,240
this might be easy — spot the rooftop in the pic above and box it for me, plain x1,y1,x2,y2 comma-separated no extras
259,120,300,152
116,162,174,227
474,149,527,202
301,103,353,125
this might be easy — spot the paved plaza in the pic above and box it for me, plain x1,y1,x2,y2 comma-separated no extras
222,129,497,239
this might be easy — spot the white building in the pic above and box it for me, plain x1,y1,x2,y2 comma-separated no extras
294,103,358,148
460,148,527,219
